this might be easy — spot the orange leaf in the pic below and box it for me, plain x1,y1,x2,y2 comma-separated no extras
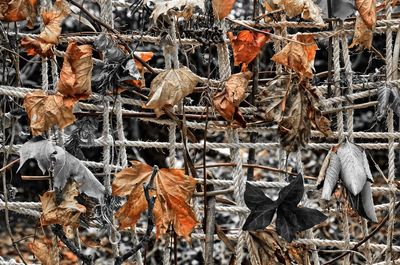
23,90,76,136
21,0,70,56
349,15,373,50
124,51,154,89
212,0,236,19
40,181,86,228
228,30,270,71
57,42,93,101
0,0,38,28
112,161,198,240
271,33,318,79
355,0,376,30
28,239,59,265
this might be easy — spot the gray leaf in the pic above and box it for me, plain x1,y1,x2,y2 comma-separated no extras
317,149,333,187
362,150,373,183
337,140,367,195
376,85,400,121
18,138,55,174
348,181,378,222
321,152,340,200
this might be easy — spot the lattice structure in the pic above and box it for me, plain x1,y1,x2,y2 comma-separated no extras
1,1,400,265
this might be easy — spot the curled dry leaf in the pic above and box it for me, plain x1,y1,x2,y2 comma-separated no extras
228,30,270,71
57,42,93,105
145,67,198,117
23,90,76,136
40,181,87,227
355,0,376,29
376,85,400,121
21,0,70,56
349,15,373,50
112,161,198,240
0,0,38,28
124,51,154,89
321,151,341,200
213,71,252,128
212,0,236,19
272,0,324,24
150,0,204,23
272,33,318,79
28,239,59,265
348,181,378,222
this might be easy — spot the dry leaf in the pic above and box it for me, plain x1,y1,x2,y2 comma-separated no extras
112,161,198,240
321,152,341,200
348,181,378,222
272,33,318,79
28,239,59,265
355,0,376,29
376,85,400,121
349,15,373,50
145,67,198,117
213,71,252,128
57,42,93,105
227,30,270,71
0,0,38,28
23,90,76,135
40,181,87,227
21,0,70,56
256,77,288,123
272,0,324,24
212,0,236,19
150,0,204,23
123,51,154,89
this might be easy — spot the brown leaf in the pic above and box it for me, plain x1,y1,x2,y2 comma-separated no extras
0,0,38,28
212,0,236,19
272,0,323,24
21,0,70,56
272,33,318,79
40,181,86,227
123,51,154,89
23,90,76,136
57,42,93,103
213,72,252,128
349,15,373,50
112,161,198,240
227,30,270,71
256,77,288,122
355,0,376,29
28,239,60,265
145,67,198,117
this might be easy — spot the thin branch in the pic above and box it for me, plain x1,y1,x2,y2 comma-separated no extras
0,158,19,172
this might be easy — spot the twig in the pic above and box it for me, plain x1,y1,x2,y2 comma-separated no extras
114,166,158,265
0,158,19,172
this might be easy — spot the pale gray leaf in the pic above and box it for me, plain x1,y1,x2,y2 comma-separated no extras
321,152,340,200
18,137,55,174
337,140,367,195
348,181,377,222
376,85,400,121
362,150,374,183
317,149,332,187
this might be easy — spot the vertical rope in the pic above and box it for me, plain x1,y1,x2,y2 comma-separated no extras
115,96,127,168
168,125,176,168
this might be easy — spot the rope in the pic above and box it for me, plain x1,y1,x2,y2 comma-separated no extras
115,96,128,168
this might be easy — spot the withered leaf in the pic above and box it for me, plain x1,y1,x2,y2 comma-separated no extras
28,239,59,265
355,0,376,29
272,0,324,24
145,67,198,117
112,161,198,240
20,0,70,56
376,85,400,121
57,42,93,104
272,33,318,79
213,71,252,128
123,51,154,89
18,137,105,200
349,15,373,51
23,90,76,136
151,0,204,23
0,0,38,28
321,151,340,200
228,30,270,71
40,181,86,227
212,0,236,19
348,181,378,222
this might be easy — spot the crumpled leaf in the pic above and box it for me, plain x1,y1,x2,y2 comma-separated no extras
123,51,154,89
376,85,400,121
40,181,87,227
145,67,198,117
348,181,378,222
0,0,38,28
151,0,204,23
243,174,327,242
321,151,341,200
112,161,198,240
28,239,59,265
23,90,76,136
228,30,270,71
18,137,105,200
355,0,376,29
20,0,70,57
272,33,318,79
349,15,373,51
57,42,93,105
273,0,324,24
212,0,235,19
213,71,252,128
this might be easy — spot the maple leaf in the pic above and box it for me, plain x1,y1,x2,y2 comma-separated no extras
355,0,376,30
112,161,198,240
228,30,270,71
20,0,70,57
0,0,38,28
212,0,236,19
349,15,373,50
272,0,324,24
145,67,199,117
243,174,327,242
57,42,93,106
272,33,318,79
23,90,76,136
213,71,252,128
28,239,60,265
40,181,87,227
